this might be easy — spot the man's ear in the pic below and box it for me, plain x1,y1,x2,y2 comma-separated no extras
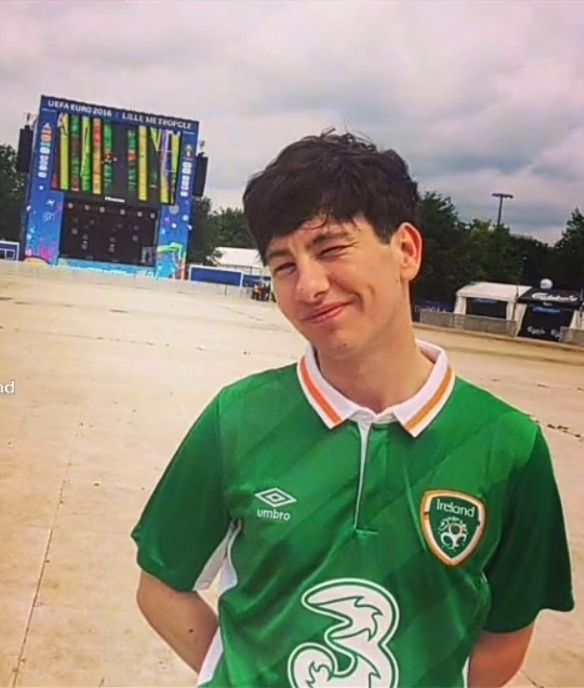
395,222,423,282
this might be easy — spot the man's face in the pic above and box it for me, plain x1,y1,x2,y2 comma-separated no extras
266,215,422,360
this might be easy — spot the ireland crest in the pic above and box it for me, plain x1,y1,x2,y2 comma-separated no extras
421,490,486,566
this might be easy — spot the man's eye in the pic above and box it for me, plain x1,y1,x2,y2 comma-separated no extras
274,262,295,276
320,245,347,258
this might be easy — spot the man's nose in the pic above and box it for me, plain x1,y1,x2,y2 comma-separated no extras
294,258,329,303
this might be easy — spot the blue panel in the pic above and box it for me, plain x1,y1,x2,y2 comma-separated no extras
23,107,64,265
156,130,198,279
190,267,242,286
242,274,269,288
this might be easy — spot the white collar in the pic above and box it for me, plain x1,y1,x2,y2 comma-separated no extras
297,340,455,438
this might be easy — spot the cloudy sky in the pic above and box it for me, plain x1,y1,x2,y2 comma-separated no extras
1,1,583,243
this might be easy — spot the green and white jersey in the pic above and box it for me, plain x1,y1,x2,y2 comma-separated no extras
132,341,574,688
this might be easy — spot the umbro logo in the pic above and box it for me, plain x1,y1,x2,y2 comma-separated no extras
255,488,297,508
255,488,296,521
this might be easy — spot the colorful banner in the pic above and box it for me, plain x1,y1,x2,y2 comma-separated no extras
127,128,137,196
39,122,53,181
25,106,63,265
59,113,69,190
171,133,180,203
81,116,91,192
92,118,102,195
103,122,113,194
159,130,170,204
149,128,161,199
138,125,147,202
70,115,81,191
156,129,197,278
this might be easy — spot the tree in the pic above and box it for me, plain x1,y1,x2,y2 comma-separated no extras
552,209,584,290
463,219,523,285
188,203,255,265
415,192,470,303
508,235,553,287
0,144,26,242
188,196,221,265
209,207,254,249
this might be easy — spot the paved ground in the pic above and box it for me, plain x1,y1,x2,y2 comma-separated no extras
0,266,582,687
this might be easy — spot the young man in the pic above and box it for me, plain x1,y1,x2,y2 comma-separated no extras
132,133,574,688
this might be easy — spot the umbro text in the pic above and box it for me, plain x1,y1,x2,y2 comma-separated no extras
257,508,291,521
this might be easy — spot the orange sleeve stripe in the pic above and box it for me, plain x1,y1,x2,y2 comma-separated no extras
405,366,454,433
300,357,343,426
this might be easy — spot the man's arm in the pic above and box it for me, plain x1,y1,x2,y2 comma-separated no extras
137,571,218,673
468,624,534,688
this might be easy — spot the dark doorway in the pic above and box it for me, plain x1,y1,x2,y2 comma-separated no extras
466,298,507,319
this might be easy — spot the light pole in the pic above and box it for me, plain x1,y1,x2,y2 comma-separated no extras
491,192,514,229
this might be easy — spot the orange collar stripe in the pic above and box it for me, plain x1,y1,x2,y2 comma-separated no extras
300,357,343,426
405,366,454,433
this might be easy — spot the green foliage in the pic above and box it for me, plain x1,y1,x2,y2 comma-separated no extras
508,234,554,287
464,219,523,284
414,194,583,302
552,208,584,289
0,144,25,242
415,192,469,303
188,201,253,265
208,207,254,249
188,196,221,265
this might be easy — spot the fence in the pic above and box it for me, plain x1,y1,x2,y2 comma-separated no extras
419,309,519,337
559,327,584,347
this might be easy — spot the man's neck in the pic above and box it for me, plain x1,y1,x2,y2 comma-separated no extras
316,330,433,414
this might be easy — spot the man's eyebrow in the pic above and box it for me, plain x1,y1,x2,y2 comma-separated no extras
265,247,292,263
266,229,354,263
308,229,354,249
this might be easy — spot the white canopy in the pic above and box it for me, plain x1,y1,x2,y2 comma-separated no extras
455,281,532,321
456,281,531,303
215,247,268,275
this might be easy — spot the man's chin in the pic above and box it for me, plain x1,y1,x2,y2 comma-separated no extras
306,332,359,361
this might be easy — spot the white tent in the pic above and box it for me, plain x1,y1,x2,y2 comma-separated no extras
215,247,269,276
455,282,531,321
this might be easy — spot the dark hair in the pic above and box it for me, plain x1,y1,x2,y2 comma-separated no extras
243,130,420,261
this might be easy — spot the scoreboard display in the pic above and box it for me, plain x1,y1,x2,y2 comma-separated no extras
50,114,183,205
24,96,200,277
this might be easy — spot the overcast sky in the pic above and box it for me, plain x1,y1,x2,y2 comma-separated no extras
1,1,582,243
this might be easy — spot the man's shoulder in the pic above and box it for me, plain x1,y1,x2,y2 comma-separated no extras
217,362,300,412
449,376,540,455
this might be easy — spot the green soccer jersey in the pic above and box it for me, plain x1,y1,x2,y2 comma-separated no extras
132,341,574,688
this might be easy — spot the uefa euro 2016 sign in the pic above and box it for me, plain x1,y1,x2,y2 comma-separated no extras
43,97,197,132
23,95,200,279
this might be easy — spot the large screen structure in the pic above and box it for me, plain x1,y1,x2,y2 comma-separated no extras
51,114,183,206
22,96,200,279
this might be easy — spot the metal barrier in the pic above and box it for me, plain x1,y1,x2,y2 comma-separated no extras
419,310,519,337
559,327,584,347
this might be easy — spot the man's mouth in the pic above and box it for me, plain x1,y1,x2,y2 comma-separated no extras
305,303,349,324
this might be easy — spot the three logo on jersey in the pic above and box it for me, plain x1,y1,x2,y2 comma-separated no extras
255,486,486,566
